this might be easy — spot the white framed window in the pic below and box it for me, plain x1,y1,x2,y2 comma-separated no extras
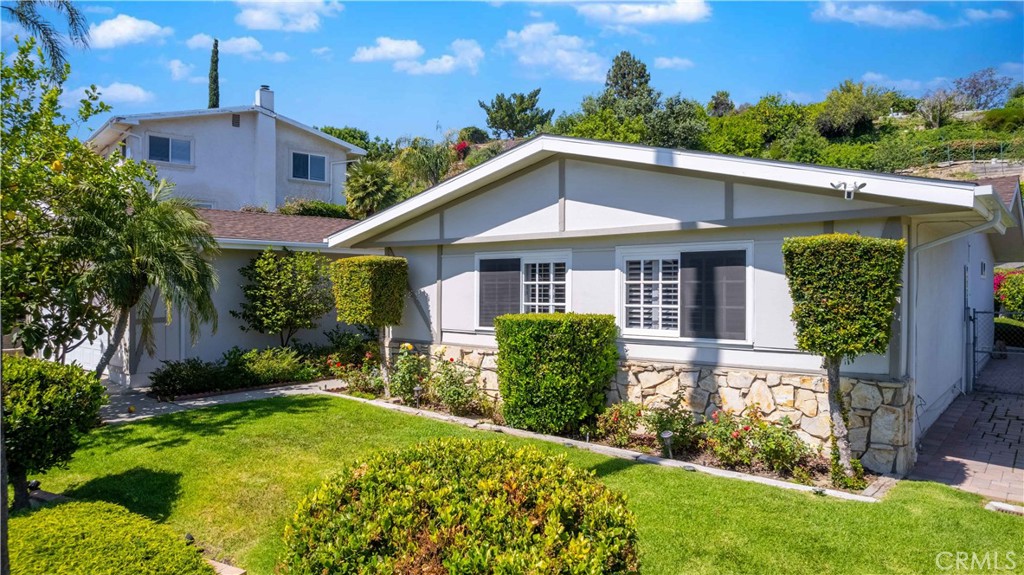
148,134,191,165
475,250,571,329
617,242,752,343
292,151,327,182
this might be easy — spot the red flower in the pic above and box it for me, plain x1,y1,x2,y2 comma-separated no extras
742,425,750,432
449,357,455,362
731,431,741,439
711,411,719,422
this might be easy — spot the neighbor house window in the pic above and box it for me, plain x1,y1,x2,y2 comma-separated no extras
477,252,570,327
620,245,748,341
292,152,326,182
148,135,191,164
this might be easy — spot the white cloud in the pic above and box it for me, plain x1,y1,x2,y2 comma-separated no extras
352,37,424,62
654,56,694,70
576,0,710,25
812,1,943,28
234,0,342,32
186,33,287,62
393,39,484,75
88,14,173,49
220,36,263,55
82,5,115,15
185,33,215,50
1000,61,1024,78
167,59,194,81
963,8,1013,22
65,82,154,105
311,46,333,60
263,51,290,63
499,22,606,82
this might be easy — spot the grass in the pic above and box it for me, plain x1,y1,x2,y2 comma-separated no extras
25,395,1023,575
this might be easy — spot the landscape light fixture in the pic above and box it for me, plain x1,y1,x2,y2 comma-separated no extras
413,385,423,407
659,430,675,459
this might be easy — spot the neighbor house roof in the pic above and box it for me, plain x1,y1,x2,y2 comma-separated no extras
973,175,1020,211
326,134,1017,249
198,208,359,248
86,106,368,156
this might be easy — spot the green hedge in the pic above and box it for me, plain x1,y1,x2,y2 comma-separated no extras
149,346,321,399
10,501,215,575
495,313,619,434
781,234,905,361
330,256,408,327
278,198,350,219
281,438,638,574
994,317,1024,348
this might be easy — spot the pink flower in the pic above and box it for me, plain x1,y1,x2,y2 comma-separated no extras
731,431,741,439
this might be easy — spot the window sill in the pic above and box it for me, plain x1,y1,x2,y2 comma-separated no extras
620,333,753,349
147,160,195,170
287,177,330,186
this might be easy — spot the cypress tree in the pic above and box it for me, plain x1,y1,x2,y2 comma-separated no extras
208,38,219,109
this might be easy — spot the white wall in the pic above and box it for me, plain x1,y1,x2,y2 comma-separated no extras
275,122,349,207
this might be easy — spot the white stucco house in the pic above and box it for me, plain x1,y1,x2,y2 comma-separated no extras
86,86,366,210
325,135,1024,475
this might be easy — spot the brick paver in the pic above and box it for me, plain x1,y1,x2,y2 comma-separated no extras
910,389,1024,504
974,354,1024,395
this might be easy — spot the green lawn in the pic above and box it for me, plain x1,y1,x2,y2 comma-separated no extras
25,395,1023,574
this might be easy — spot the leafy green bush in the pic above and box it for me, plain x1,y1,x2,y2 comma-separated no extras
596,401,644,448
702,410,754,468
464,141,504,168
429,349,481,415
995,317,1024,347
644,397,702,454
278,198,350,219
745,411,809,473
2,356,106,509
237,347,317,385
330,256,408,328
981,108,1024,132
9,501,215,575
151,346,319,399
280,438,639,574
458,125,489,144
495,313,619,434
150,358,234,400
389,343,428,403
997,272,1024,313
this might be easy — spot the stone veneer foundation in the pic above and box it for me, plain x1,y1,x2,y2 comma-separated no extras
432,344,915,476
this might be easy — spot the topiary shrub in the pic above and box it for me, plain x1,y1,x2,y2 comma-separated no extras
330,256,408,328
2,356,106,510
280,438,639,574
495,313,619,434
9,501,215,575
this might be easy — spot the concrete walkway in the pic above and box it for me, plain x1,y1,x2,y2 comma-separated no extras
974,354,1024,395
910,391,1024,503
101,380,338,424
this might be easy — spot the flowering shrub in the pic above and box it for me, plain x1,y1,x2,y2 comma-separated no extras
702,410,753,467
453,140,470,160
390,343,428,403
643,398,702,454
996,271,1024,313
429,348,480,415
702,408,810,473
596,402,643,448
336,351,385,395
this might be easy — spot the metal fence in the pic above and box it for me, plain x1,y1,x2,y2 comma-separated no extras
971,309,1024,395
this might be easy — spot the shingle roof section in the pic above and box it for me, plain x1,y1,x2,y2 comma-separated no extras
197,209,358,244
974,175,1021,210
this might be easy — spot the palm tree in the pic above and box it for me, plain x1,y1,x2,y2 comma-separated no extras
345,159,406,219
83,181,219,378
393,136,455,191
1,0,88,73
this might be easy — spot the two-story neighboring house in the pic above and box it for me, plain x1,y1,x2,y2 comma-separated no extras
86,85,366,210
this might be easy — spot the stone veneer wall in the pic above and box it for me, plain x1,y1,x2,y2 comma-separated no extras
432,344,915,476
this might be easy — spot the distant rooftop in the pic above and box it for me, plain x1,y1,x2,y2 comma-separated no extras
198,208,357,245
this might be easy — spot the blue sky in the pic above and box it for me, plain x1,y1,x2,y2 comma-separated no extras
2,1,1022,141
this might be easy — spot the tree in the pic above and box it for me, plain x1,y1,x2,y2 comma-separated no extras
1009,83,1024,101
781,234,905,482
319,125,396,161
780,125,829,164
954,67,1013,110
1,0,88,74
2,356,106,511
815,80,883,139
208,38,219,109
707,90,735,117
917,89,962,129
89,180,219,377
232,248,333,346
751,94,806,146
478,89,554,139
645,95,709,150
458,125,489,144
600,51,659,118
567,108,647,143
345,159,406,219
393,136,454,191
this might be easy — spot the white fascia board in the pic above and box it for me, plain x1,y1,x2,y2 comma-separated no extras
216,238,383,254
973,185,1018,232
273,115,368,157
326,135,981,248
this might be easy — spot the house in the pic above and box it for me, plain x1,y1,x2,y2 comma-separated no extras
65,209,378,386
325,135,1024,475
86,86,366,210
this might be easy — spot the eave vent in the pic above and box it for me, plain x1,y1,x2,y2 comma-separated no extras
231,114,240,127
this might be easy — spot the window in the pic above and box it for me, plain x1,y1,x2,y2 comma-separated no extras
292,152,326,182
148,135,190,164
619,245,748,341
477,252,570,328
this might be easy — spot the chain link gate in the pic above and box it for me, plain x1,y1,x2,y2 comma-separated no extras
971,309,1024,395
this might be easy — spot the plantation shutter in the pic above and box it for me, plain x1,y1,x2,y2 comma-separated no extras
680,250,746,340
479,258,521,327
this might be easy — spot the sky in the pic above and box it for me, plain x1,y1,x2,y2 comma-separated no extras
2,0,1022,141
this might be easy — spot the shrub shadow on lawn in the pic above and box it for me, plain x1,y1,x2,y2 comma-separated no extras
63,467,182,522
587,457,640,479
89,395,336,452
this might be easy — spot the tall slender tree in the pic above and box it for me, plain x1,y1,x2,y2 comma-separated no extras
1,0,88,74
208,38,219,109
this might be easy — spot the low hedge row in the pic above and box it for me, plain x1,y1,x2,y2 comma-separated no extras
281,438,639,574
10,501,215,575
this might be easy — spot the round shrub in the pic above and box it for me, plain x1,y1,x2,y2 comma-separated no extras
9,501,215,575
2,356,106,510
281,438,639,574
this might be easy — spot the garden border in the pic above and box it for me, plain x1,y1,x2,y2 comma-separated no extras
328,391,883,503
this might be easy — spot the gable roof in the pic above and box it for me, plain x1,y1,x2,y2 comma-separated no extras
327,135,1013,248
198,208,358,248
86,106,367,156
973,175,1020,211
